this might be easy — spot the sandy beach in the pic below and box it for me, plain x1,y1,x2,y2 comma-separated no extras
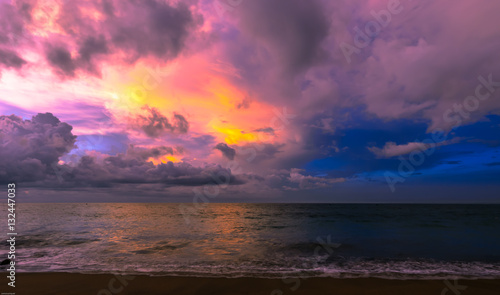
2,273,499,295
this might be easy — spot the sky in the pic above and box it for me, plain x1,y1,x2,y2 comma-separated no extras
0,0,499,203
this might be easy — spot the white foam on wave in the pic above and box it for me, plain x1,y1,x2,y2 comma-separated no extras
12,253,500,279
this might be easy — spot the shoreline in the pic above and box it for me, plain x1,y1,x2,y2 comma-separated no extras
2,273,500,295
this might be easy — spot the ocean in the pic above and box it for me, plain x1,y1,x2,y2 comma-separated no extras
2,203,500,279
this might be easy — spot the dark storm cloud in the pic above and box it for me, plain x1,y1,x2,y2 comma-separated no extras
15,0,201,77
107,0,197,62
237,143,284,163
236,97,250,109
55,155,243,188
255,143,283,160
126,145,175,161
45,36,108,78
100,0,115,17
254,127,275,135
77,35,109,75
10,0,33,23
0,113,76,183
266,168,344,191
0,2,28,73
0,2,26,45
214,143,236,160
45,45,77,77
0,49,26,69
71,0,196,61
134,107,190,138
236,0,330,74
0,113,242,188
172,113,189,133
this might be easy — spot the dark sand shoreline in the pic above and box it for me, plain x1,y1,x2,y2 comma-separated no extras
2,273,500,295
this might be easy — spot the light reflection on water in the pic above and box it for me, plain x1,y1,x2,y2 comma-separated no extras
1,203,500,278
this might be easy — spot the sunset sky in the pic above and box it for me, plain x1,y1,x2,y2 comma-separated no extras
1,0,499,202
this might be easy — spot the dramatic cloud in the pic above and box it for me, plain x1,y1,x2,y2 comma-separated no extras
0,1,27,74
77,35,109,76
8,0,201,78
133,107,189,138
368,142,430,159
267,168,345,191
236,142,284,163
45,45,77,77
1,0,500,201
368,137,463,159
340,0,500,131
44,35,108,78
0,113,346,194
214,142,236,160
236,0,330,74
0,113,243,188
0,113,76,183
106,0,196,62
254,127,275,135
125,145,175,160
0,49,26,69
55,153,243,188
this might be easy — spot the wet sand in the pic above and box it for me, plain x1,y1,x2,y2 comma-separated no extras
2,273,500,295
